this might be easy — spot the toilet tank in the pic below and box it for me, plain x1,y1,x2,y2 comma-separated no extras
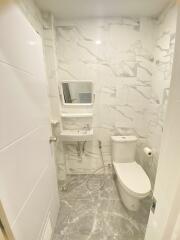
111,136,137,163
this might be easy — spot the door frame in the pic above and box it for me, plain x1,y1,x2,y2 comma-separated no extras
0,201,15,240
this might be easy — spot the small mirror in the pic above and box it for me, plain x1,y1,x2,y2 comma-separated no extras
60,81,93,105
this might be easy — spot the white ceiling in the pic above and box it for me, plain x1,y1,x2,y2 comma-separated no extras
35,0,173,19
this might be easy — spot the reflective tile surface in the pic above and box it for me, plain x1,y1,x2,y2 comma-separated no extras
53,175,152,240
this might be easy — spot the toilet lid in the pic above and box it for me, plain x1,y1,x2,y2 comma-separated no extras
114,162,151,196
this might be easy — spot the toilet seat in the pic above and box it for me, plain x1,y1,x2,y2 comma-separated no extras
113,162,151,197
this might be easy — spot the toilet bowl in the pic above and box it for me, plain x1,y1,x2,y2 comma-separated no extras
111,136,151,211
113,162,151,211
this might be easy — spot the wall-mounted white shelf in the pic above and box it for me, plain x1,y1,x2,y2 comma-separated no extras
61,113,93,118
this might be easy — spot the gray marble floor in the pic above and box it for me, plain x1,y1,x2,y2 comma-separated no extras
53,174,152,240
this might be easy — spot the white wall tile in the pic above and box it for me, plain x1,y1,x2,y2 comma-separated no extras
55,4,177,185
56,17,154,175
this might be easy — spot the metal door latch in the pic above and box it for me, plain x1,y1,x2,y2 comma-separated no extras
151,196,157,214
49,136,57,143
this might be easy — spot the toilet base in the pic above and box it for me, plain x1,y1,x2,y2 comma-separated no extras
115,176,140,211
119,184,140,211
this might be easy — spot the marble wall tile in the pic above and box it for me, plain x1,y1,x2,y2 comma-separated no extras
143,3,177,187
18,0,177,187
55,4,177,187
55,17,155,177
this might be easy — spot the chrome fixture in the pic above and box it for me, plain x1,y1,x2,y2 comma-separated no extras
51,120,60,126
49,136,57,144
83,124,90,131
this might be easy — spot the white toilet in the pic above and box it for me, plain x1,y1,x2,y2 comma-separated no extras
111,136,151,211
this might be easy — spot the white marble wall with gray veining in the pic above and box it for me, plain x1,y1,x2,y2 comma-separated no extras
138,3,177,187
55,17,155,176
42,15,66,181
18,0,178,187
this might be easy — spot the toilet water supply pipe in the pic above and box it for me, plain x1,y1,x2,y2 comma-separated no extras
86,140,107,192
63,140,111,192
76,141,87,162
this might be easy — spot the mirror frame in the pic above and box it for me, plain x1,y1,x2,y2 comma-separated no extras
60,80,94,106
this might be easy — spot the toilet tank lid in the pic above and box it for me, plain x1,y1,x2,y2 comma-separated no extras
111,136,137,142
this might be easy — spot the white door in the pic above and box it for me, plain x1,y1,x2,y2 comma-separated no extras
0,3,59,240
